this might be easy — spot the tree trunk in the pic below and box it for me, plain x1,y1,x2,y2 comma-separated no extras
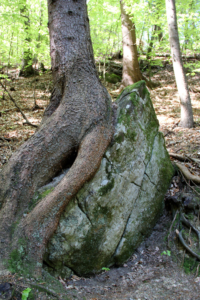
165,0,193,128
19,4,35,77
120,0,142,88
0,0,113,276
147,25,162,60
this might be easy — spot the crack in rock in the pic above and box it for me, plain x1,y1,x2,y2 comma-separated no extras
76,196,93,226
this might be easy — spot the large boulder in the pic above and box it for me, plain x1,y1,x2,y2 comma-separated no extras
44,81,174,277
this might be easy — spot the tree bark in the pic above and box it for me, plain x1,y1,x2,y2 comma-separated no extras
120,0,142,88
0,0,113,276
165,0,193,128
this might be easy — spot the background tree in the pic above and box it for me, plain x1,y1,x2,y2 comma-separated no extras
19,1,35,77
120,0,142,88
0,0,50,71
165,0,193,128
87,0,121,60
0,0,113,276
1,0,200,74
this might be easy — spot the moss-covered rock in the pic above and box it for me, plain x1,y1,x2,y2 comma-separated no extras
105,73,121,84
44,81,174,276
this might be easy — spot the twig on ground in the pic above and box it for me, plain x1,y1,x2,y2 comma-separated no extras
175,148,182,153
172,121,179,130
185,155,200,165
0,136,12,142
32,70,42,111
25,282,61,299
164,122,179,137
182,249,186,267
0,108,18,114
195,263,200,277
168,210,178,248
0,80,38,128
0,136,13,152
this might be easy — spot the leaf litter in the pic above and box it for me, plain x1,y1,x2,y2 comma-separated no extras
0,62,200,299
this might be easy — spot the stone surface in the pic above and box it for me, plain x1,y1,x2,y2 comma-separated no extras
44,81,174,277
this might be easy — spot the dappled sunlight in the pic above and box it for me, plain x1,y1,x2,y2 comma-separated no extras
0,64,200,171
0,71,53,169
157,115,175,126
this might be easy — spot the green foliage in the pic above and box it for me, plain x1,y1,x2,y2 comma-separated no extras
0,0,50,68
88,0,121,59
29,187,54,211
102,267,110,271
184,61,200,77
183,257,200,275
161,250,171,256
1,0,200,68
36,187,54,201
8,246,27,274
105,73,121,83
22,288,31,300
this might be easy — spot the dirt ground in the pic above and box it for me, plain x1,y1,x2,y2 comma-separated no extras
0,60,200,299
63,211,200,300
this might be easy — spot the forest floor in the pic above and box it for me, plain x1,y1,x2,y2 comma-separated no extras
0,60,200,299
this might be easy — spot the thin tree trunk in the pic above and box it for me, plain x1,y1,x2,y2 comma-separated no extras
19,3,34,77
147,25,162,60
0,0,113,276
120,0,142,88
165,0,193,128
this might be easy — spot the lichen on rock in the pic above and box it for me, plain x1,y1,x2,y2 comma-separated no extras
44,81,174,277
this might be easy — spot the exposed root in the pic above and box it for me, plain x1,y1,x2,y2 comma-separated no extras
176,229,200,261
166,175,200,268
170,153,200,166
181,213,200,249
174,162,200,185
14,126,113,276
28,283,61,299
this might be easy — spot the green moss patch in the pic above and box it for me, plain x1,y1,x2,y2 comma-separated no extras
29,187,54,211
183,257,200,275
98,178,115,196
105,73,121,84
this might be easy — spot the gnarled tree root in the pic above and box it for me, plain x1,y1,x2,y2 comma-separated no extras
170,153,200,166
181,213,200,249
176,229,200,261
175,162,200,185
12,126,112,276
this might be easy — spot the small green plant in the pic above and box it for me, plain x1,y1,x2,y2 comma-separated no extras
22,288,31,300
161,250,171,256
102,267,110,271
